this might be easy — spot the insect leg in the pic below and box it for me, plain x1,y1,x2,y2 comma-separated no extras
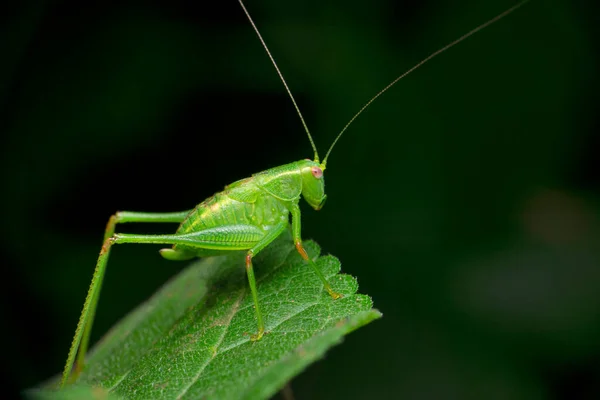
74,210,192,382
244,221,288,341
103,210,192,241
290,204,342,300
116,225,283,340
62,225,264,387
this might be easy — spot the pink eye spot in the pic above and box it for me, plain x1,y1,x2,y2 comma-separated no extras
311,167,323,179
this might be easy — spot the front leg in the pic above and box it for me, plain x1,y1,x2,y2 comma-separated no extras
290,203,341,299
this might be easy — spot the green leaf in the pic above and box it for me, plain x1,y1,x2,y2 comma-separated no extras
36,232,380,399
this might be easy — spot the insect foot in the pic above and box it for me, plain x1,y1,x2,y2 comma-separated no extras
327,288,343,300
250,329,265,341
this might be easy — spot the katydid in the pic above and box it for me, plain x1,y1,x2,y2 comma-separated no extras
60,0,530,388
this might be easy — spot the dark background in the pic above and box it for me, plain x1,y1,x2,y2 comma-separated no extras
1,0,598,398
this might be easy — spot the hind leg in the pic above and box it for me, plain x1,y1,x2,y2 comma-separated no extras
62,210,191,386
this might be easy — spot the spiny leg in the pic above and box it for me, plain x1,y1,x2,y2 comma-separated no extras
78,211,192,375
244,221,287,341
61,211,191,388
62,223,266,387
290,204,342,299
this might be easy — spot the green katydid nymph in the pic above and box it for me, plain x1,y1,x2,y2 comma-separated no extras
60,0,530,388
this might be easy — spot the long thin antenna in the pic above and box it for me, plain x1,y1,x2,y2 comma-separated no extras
238,0,320,163
321,0,530,168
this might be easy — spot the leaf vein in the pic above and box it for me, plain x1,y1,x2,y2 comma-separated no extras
107,370,130,392
216,300,323,356
175,290,245,399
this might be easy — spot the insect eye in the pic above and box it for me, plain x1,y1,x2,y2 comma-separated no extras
311,167,323,179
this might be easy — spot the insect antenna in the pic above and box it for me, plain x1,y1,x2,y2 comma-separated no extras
238,0,321,163
321,0,530,168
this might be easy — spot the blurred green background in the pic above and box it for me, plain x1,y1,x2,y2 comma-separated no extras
1,0,598,398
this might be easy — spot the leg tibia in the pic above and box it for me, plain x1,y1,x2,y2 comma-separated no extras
290,204,341,300
294,241,342,300
244,221,287,341
245,254,264,341
61,237,114,388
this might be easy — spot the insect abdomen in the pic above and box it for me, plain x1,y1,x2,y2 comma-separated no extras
177,181,289,235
